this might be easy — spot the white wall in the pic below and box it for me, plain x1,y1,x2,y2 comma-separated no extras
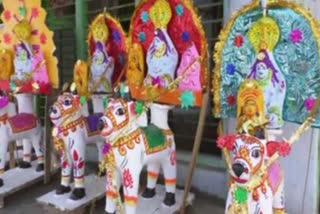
225,1,320,213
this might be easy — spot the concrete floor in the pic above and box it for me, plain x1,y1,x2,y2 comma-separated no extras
1,163,225,214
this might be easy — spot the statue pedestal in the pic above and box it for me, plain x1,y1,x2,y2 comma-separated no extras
137,184,195,214
37,174,105,213
0,161,44,208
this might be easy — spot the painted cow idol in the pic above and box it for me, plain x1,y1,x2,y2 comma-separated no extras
0,91,44,187
217,133,287,214
100,97,177,214
50,88,103,200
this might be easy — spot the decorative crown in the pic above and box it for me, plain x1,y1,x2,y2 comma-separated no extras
13,19,32,41
248,16,280,52
91,15,109,43
150,0,172,29
237,79,264,118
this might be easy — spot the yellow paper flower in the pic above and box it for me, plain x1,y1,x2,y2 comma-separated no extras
13,19,32,41
91,15,109,43
150,0,172,29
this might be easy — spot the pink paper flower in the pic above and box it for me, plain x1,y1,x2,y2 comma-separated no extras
234,35,244,47
0,96,9,108
216,134,236,151
278,141,291,157
227,94,236,106
3,33,11,44
31,7,39,18
3,10,11,21
102,143,111,154
290,29,303,44
40,33,47,44
304,97,315,111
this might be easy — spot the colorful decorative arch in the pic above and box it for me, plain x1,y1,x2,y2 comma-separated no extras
87,13,127,85
127,0,208,107
1,0,59,91
213,1,320,127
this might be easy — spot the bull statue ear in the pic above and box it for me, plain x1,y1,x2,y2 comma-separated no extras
70,82,78,95
61,82,69,94
113,86,121,99
122,85,131,102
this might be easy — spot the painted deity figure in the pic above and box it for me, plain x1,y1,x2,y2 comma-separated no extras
144,0,179,88
236,79,267,136
247,16,286,130
176,43,201,91
89,42,115,93
12,42,33,84
247,50,286,129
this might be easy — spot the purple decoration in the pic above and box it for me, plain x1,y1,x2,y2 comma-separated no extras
0,96,9,108
84,113,103,133
290,28,303,44
8,113,37,133
112,31,121,43
248,50,280,87
226,63,236,75
102,143,111,154
152,76,162,87
17,42,31,59
182,31,190,42
94,42,109,64
149,29,170,55
304,97,315,111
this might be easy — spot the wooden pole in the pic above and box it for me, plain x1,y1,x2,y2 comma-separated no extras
180,89,209,213
44,95,52,184
75,0,88,60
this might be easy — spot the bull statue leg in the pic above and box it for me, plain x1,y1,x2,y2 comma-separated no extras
0,137,9,187
142,163,160,198
161,144,176,206
30,129,44,171
105,168,121,214
69,136,86,200
56,150,72,195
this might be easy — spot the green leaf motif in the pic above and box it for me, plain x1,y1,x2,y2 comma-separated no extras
135,101,144,115
179,90,195,109
19,6,26,16
80,96,86,105
103,97,109,108
234,186,248,204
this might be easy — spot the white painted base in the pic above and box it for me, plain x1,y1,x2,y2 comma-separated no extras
136,185,195,214
36,174,105,212
0,161,44,208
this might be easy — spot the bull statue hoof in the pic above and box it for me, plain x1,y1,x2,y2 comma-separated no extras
0,178,3,187
55,185,71,195
163,192,176,206
18,161,32,169
70,188,86,200
105,212,116,214
141,188,156,199
36,163,44,172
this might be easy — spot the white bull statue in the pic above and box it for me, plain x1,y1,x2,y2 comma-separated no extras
99,97,177,214
0,92,44,187
50,90,104,200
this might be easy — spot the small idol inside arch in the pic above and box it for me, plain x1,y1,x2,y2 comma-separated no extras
144,0,179,88
246,16,286,130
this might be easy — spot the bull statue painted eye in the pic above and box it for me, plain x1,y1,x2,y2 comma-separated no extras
116,108,125,116
63,98,72,106
251,149,260,158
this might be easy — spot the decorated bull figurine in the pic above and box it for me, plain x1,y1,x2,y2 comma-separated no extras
99,96,177,214
50,84,104,200
0,91,44,187
217,133,288,214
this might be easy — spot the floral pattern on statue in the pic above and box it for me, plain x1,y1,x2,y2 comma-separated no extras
213,1,320,127
127,0,207,106
99,94,176,214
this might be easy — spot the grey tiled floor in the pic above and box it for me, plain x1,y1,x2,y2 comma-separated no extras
1,164,225,214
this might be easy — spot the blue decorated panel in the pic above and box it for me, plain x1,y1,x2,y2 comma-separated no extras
215,3,320,127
